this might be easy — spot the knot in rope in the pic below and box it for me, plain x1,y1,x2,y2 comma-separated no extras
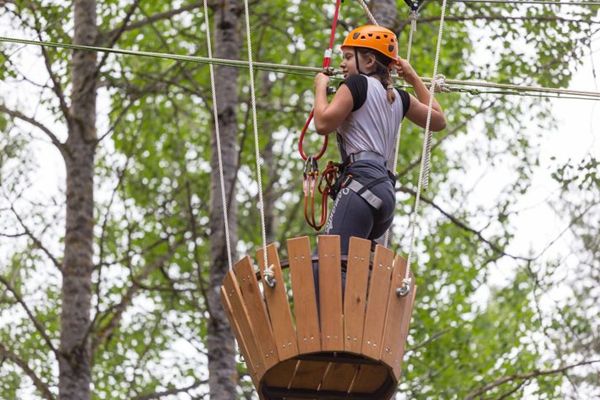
396,277,412,297
263,264,277,288
409,10,419,32
432,74,450,93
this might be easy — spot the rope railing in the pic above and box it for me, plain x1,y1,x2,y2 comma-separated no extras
1,36,600,100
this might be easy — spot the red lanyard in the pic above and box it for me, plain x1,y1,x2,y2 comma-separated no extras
298,0,342,161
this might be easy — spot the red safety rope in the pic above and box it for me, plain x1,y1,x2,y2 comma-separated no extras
300,0,343,231
298,0,342,161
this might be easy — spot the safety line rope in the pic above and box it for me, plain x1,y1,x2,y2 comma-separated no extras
243,0,270,281
400,0,450,297
202,0,233,271
357,0,379,25
384,9,419,248
1,36,600,100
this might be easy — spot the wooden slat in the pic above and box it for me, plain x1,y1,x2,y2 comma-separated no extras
288,360,329,390
361,244,394,360
350,364,390,394
393,277,417,381
221,272,265,378
287,236,321,354
381,257,415,370
257,244,299,361
317,235,344,351
261,358,299,389
220,286,259,386
320,362,359,392
234,256,279,371
343,237,372,353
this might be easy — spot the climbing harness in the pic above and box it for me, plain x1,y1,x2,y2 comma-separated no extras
300,0,343,231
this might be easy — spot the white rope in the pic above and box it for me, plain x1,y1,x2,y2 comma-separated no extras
202,0,233,271
384,9,419,248
399,0,449,297
357,0,379,25
243,0,270,283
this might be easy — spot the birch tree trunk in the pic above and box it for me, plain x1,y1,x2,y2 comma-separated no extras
207,1,242,398
59,0,97,399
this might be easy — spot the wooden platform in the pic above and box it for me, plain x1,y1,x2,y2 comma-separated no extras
220,235,416,399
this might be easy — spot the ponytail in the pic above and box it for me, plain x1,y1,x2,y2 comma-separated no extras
383,69,396,105
357,48,396,104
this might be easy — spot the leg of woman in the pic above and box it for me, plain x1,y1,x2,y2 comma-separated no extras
368,182,396,242
313,186,376,307
325,186,375,254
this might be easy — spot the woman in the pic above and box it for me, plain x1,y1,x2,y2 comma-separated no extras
313,25,446,254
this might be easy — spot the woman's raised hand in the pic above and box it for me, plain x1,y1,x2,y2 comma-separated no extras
393,58,418,85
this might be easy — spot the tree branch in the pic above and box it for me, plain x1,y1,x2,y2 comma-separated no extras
94,0,142,76
100,1,206,40
0,104,65,153
35,29,71,121
131,379,207,400
0,275,59,358
465,359,600,399
398,186,534,262
0,231,26,238
10,205,62,271
91,240,182,352
397,100,498,179
0,341,55,400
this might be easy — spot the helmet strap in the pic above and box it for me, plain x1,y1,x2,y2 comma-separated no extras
354,48,364,75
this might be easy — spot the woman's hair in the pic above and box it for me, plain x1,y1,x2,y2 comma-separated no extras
357,48,396,104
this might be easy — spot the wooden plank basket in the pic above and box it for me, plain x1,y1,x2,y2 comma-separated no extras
220,235,417,400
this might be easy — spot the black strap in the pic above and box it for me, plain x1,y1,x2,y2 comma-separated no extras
355,176,390,195
403,0,420,11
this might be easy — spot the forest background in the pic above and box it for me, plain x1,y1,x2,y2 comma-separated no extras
0,0,598,399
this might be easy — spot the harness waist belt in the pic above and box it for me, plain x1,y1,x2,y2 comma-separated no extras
347,151,387,166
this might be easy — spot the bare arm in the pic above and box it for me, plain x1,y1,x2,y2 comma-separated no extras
313,73,354,135
395,59,446,131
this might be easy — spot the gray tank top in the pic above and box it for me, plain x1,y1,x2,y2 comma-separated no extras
337,75,406,168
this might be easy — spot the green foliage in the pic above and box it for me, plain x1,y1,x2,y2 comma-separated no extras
0,0,598,398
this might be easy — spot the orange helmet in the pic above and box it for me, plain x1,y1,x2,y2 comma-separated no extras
341,25,398,62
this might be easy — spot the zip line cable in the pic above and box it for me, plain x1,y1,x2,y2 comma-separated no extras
202,0,233,271
0,36,320,76
1,36,600,100
452,0,600,5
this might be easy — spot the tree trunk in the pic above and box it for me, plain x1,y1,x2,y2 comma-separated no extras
370,0,398,29
59,1,97,399
207,1,242,399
